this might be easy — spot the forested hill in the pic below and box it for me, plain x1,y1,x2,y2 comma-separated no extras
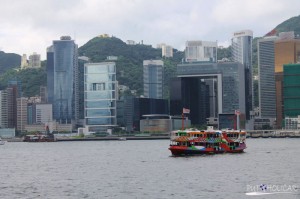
265,15,300,36
78,36,184,97
0,51,21,73
2,15,300,97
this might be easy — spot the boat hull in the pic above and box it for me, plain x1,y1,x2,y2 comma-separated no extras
169,145,245,155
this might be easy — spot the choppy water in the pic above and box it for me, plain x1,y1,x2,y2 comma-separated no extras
0,139,299,199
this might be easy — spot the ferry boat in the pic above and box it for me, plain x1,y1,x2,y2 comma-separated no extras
169,128,246,155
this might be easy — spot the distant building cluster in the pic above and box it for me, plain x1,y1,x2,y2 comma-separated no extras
157,43,173,58
2,29,300,138
20,52,41,69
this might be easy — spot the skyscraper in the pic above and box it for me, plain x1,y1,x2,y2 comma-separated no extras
143,60,164,99
16,97,28,132
171,62,246,127
0,90,8,128
47,36,78,124
258,36,277,119
274,32,300,128
78,56,89,121
7,80,22,128
185,41,217,62
283,63,300,118
84,62,117,132
232,30,253,119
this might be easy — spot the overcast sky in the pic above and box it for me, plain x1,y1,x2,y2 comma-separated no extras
0,0,299,59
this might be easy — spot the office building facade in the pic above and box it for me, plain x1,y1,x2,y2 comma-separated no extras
84,62,117,132
170,62,245,127
0,90,8,128
283,64,300,117
185,40,217,62
232,30,253,119
40,86,47,103
17,97,28,131
143,60,164,99
161,44,173,58
78,56,89,120
28,52,41,68
258,36,277,119
274,33,300,127
7,81,22,128
47,36,78,124
27,103,53,124
122,97,169,132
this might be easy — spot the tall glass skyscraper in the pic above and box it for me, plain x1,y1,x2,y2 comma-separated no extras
143,60,163,99
84,62,117,132
232,30,253,119
47,36,78,123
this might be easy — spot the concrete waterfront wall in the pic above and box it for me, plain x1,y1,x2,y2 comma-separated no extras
247,130,300,138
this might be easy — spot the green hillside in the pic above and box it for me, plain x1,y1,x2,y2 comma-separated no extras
0,67,46,97
2,15,300,98
79,36,184,97
266,15,300,36
0,51,21,73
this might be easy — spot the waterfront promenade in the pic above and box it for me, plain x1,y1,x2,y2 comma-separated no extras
3,129,300,142
56,135,170,141
247,129,300,138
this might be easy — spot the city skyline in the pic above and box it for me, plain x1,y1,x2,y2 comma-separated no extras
0,0,300,59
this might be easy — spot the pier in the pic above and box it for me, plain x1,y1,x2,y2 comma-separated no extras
247,130,300,138
3,130,300,142
56,135,170,142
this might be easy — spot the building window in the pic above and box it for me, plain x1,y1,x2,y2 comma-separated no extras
91,83,105,91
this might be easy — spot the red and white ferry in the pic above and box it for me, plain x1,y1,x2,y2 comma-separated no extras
169,128,246,155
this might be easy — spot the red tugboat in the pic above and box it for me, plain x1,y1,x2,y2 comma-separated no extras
169,128,246,155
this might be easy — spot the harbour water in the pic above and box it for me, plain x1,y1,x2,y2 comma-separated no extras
0,139,299,199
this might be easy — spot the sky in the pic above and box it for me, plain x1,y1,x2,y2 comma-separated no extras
0,0,300,60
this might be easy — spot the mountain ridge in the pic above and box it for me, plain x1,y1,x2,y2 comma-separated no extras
1,15,300,97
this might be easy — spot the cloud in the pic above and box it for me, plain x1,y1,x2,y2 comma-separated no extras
0,0,300,59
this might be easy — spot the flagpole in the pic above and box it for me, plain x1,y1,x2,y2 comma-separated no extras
182,112,184,130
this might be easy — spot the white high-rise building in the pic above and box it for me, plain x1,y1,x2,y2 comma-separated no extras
84,62,117,133
185,40,217,62
162,44,173,58
20,54,28,69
